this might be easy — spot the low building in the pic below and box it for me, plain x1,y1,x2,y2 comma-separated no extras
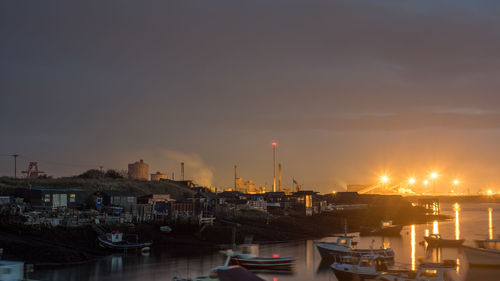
151,171,168,181
16,187,88,209
94,190,137,210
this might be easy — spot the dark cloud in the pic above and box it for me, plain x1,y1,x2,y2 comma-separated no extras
1,0,500,192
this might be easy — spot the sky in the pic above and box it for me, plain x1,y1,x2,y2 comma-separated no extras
1,0,500,193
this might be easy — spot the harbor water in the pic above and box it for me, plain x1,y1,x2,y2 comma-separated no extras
32,203,500,281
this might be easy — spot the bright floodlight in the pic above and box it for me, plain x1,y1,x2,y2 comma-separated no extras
453,179,459,185
423,179,429,186
381,175,389,183
430,172,438,179
408,178,416,184
487,189,493,195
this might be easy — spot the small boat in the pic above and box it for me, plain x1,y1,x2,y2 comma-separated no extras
222,250,295,271
424,234,465,247
330,254,390,281
373,260,458,281
160,226,172,233
360,220,402,237
173,254,265,281
463,245,500,267
98,231,152,252
315,235,395,262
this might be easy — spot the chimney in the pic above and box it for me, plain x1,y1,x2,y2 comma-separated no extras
181,162,185,181
234,165,238,190
278,163,282,192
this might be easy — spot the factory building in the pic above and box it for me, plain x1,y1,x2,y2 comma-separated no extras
128,159,149,180
151,171,168,181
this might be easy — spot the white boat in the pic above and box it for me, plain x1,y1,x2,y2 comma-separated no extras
0,260,25,281
98,231,152,252
160,226,172,233
315,236,395,262
330,254,389,281
373,260,458,281
424,234,465,247
223,250,295,272
463,245,500,267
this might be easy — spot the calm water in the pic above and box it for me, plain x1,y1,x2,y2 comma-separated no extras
32,203,500,281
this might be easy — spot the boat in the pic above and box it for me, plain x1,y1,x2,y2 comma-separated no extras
373,260,458,281
330,254,390,281
463,245,500,267
160,225,172,233
173,254,265,281
424,234,465,247
474,238,500,250
360,220,402,237
98,231,152,252
315,235,395,262
222,250,295,271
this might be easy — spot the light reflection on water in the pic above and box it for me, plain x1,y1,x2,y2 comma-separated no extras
32,203,500,281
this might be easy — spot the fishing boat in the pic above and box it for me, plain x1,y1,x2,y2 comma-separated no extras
360,220,402,237
424,234,465,247
160,225,172,233
315,235,395,262
463,245,500,267
98,231,152,252
373,260,458,281
222,250,295,271
330,254,390,281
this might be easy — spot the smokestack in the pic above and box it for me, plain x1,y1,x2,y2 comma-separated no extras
278,163,282,192
234,165,237,190
181,162,184,181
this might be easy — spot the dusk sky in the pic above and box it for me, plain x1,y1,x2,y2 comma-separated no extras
1,1,500,193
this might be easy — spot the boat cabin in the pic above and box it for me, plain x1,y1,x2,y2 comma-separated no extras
106,232,124,243
381,220,394,228
335,236,356,248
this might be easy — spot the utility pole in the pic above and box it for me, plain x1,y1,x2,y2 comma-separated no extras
11,154,19,179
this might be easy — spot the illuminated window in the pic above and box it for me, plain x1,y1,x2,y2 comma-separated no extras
44,194,51,202
70,194,76,203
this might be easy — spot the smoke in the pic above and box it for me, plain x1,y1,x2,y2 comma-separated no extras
157,149,214,187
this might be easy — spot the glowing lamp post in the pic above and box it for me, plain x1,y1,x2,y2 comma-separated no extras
272,141,277,192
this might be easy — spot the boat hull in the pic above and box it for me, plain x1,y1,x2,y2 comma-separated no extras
331,268,378,281
229,257,295,271
98,236,152,251
424,237,465,247
463,246,500,268
359,226,402,237
315,243,394,262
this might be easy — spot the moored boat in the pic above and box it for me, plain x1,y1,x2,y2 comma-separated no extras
223,250,295,271
98,231,152,252
360,220,402,237
330,254,389,281
424,234,465,247
373,260,458,281
463,245,500,267
315,235,395,262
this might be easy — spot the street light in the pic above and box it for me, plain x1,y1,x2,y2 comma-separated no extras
408,178,416,185
381,175,389,183
453,179,459,185
430,172,438,179
423,179,429,186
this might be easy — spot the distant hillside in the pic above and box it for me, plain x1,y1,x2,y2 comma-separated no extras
0,177,195,200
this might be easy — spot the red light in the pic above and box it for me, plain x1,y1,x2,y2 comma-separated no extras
272,142,277,146
272,254,279,257
273,278,278,281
